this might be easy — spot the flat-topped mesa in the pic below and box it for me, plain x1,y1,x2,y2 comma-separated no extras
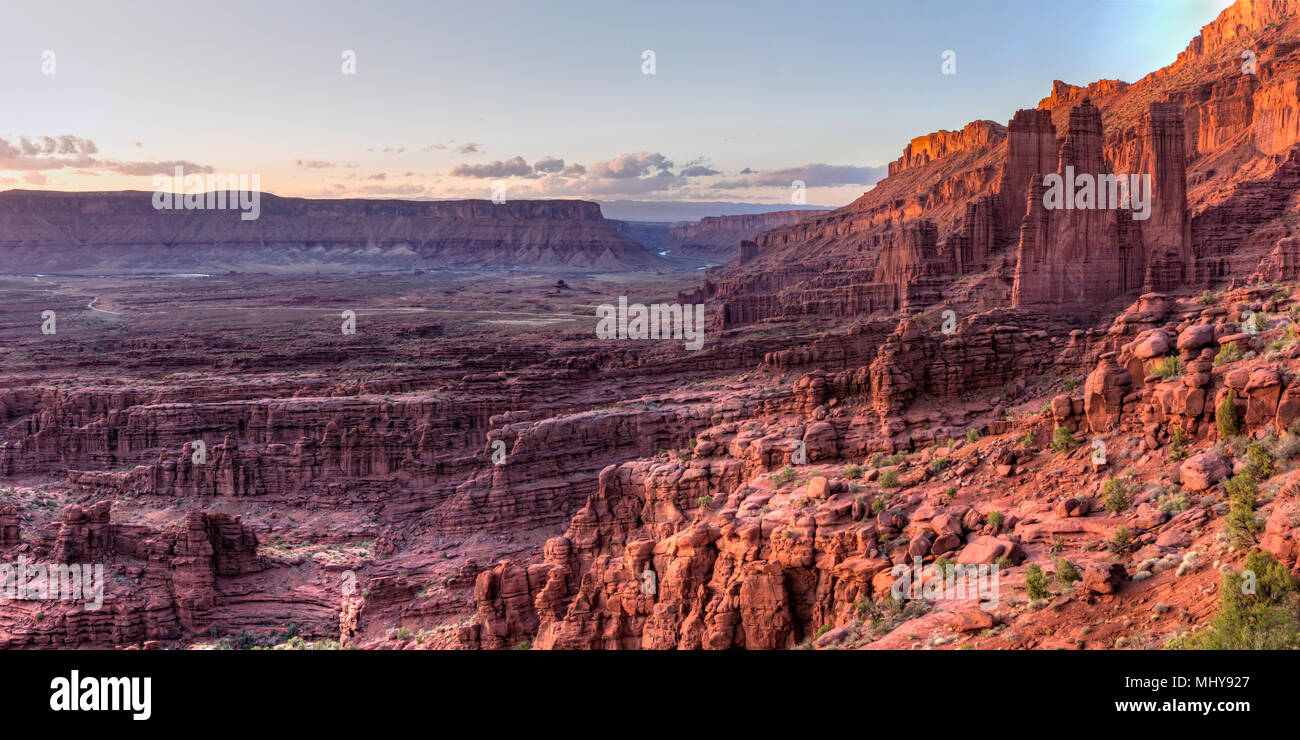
0,190,668,273
1138,101,1193,291
887,120,1006,177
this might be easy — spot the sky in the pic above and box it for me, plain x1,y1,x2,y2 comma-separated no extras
0,0,1236,209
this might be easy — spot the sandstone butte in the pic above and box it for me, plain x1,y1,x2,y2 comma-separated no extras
4,0,1300,651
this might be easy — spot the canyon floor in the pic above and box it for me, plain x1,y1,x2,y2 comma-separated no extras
3,266,1298,651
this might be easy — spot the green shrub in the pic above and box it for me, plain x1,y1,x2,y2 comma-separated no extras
1102,477,1129,513
934,556,956,578
1244,441,1276,481
1020,431,1037,449
1050,426,1077,453
1167,551,1300,650
1198,289,1216,306
1025,564,1050,600
772,467,797,485
965,429,980,444
1055,557,1082,584
814,624,831,639
1217,390,1240,439
1167,424,1188,462
1153,355,1184,379
878,469,900,488
1108,526,1133,554
1157,490,1190,514
697,494,714,509
1214,343,1244,366
987,510,1004,532
843,464,863,479
1225,473,1263,548
928,457,952,472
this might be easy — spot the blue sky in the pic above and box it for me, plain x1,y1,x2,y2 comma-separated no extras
0,0,1235,207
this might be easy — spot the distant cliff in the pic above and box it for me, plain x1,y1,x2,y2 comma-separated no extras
665,209,826,261
0,190,671,273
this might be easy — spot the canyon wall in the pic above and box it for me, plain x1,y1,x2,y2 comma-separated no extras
0,190,669,273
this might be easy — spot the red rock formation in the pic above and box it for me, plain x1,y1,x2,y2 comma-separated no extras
0,190,669,273
667,210,825,262
1137,102,1194,291
889,120,1006,176
997,109,1058,235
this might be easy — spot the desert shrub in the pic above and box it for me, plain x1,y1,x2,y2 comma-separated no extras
1102,477,1129,513
697,494,714,509
772,467,797,485
864,595,933,635
934,556,956,578
987,510,1004,532
1050,426,1077,453
1214,343,1244,366
843,464,863,479
1225,473,1263,548
1153,355,1184,379
1264,430,1300,461
928,457,951,472
965,429,980,444
1217,390,1240,439
1025,564,1050,600
1157,490,1190,514
814,624,831,639
1020,431,1037,449
1108,526,1133,554
1055,557,1082,584
1166,551,1300,650
1244,441,1277,480
878,469,900,488
1167,424,1188,461
1198,289,1216,306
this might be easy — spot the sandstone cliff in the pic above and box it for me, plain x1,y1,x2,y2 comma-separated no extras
0,190,670,274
